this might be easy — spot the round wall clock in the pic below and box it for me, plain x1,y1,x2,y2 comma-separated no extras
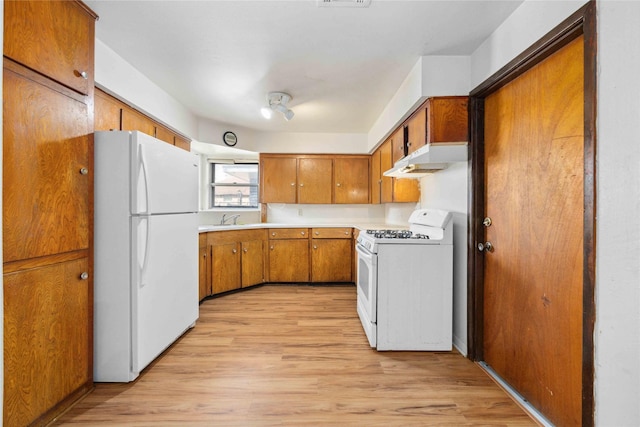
223,131,237,146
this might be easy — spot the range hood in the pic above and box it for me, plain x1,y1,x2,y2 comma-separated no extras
383,142,468,178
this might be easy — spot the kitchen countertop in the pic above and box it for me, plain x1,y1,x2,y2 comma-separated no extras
198,222,406,233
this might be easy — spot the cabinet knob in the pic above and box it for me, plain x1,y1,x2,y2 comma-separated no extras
290,182,295,186
79,70,89,80
315,231,320,235
232,248,237,254
313,245,318,250
299,183,304,187
301,231,305,236
243,248,248,253
272,232,276,237
79,272,89,280
344,231,349,235
79,167,89,175
270,245,274,250
336,183,341,187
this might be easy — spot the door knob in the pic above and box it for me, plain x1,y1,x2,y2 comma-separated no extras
477,242,493,253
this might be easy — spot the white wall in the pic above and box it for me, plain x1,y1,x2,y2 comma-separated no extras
95,39,199,138
367,56,470,152
595,2,640,425
468,0,640,425
419,163,469,354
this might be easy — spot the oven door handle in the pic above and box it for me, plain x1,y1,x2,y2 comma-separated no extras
356,243,374,261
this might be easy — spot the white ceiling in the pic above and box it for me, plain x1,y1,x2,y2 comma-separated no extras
85,0,523,133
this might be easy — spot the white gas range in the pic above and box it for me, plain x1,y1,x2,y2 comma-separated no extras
355,209,453,351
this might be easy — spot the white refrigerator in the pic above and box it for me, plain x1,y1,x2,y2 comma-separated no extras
94,131,199,382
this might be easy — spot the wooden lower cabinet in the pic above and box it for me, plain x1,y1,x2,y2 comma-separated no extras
204,230,267,296
3,257,92,427
268,232,310,283
311,227,353,282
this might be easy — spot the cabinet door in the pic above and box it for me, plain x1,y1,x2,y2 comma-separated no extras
391,126,406,164
380,139,394,203
3,68,90,262
427,97,468,143
95,89,122,131
241,240,264,288
298,157,332,204
407,106,426,154
311,239,352,282
4,257,91,427
370,149,381,204
4,0,96,95
121,105,156,137
260,157,298,203
154,124,176,145
334,157,369,204
268,240,309,282
175,135,191,152
212,243,241,294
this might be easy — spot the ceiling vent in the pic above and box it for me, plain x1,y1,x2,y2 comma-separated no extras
317,0,371,8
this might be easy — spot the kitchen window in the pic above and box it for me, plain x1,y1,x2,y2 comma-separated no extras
209,162,259,208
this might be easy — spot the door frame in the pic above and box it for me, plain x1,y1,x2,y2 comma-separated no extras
467,2,597,425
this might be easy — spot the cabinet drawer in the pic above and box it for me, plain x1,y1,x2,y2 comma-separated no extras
268,228,309,239
311,228,352,239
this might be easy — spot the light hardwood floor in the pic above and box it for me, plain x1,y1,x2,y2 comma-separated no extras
56,285,536,426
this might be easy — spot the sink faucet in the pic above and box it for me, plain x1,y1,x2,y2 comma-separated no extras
221,214,241,225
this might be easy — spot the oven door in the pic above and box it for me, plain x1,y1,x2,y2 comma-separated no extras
355,243,377,347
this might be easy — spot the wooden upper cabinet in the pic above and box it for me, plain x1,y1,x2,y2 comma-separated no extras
370,148,381,204
121,106,156,137
174,135,191,151
94,89,122,131
3,66,90,262
154,124,175,145
298,157,332,204
406,106,426,155
391,126,406,164
379,139,394,204
4,0,97,96
425,96,468,144
334,157,369,204
261,156,298,203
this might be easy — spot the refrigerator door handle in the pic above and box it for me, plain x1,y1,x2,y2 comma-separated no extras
137,217,151,288
139,144,151,214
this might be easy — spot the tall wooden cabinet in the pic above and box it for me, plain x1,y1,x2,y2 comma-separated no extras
3,1,98,425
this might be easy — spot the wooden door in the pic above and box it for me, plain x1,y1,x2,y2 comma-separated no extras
4,258,91,427
482,36,584,426
212,243,241,294
241,240,264,288
198,235,211,300
121,105,156,136
334,157,369,204
268,240,309,282
298,157,332,204
260,157,297,203
390,126,406,164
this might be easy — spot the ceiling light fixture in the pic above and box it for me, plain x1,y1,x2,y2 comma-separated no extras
261,92,295,121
